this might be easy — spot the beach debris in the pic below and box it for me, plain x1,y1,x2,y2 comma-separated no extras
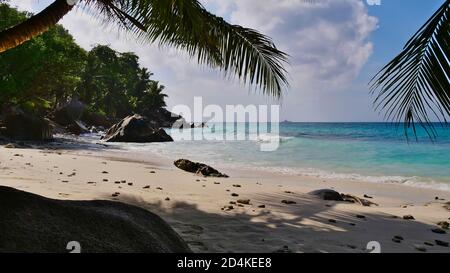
308,189,343,201
174,159,229,178
435,240,449,247
232,184,241,188
143,185,150,189
258,205,266,208
414,245,427,252
431,228,447,234
231,193,239,197
237,199,251,205
403,215,415,220
437,221,449,230
281,200,297,205
355,214,366,219
341,194,379,207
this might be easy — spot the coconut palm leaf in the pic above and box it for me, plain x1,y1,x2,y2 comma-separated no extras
0,0,289,97
370,0,450,139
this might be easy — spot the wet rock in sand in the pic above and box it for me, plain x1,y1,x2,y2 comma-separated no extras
328,219,337,223
431,228,446,234
435,240,449,247
356,215,366,219
424,242,434,246
281,200,297,205
403,215,415,220
258,205,266,208
174,159,228,178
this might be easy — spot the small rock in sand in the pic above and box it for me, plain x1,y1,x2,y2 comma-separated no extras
156,187,163,190
102,171,109,174
165,197,170,201
229,201,236,205
127,183,133,186
237,199,251,205
87,181,96,184
103,179,108,182
431,228,446,234
4,143,15,148
143,185,150,189
414,245,427,252
214,182,220,185
258,205,266,208
114,181,121,184
437,221,449,230
364,194,373,199
150,171,156,174
424,242,434,246
435,240,449,247
356,214,366,219
62,180,69,183
281,200,296,205
403,215,415,220
394,235,404,241
232,184,241,188
284,191,294,194
392,238,402,243
328,219,337,223
231,193,239,197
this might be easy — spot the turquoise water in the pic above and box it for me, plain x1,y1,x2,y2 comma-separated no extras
88,123,450,190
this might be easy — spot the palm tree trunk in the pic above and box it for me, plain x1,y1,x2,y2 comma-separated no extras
0,0,75,53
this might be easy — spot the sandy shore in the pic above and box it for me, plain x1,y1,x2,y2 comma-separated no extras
1,144,449,253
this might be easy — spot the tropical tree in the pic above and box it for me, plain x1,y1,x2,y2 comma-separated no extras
370,0,450,139
0,0,288,97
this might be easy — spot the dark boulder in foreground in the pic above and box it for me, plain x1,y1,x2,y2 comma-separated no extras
102,114,173,143
308,189,344,201
0,186,190,253
4,112,53,141
174,159,229,178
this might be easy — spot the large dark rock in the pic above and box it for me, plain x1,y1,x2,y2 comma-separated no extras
52,99,89,135
81,111,112,129
308,189,344,201
145,108,181,128
174,159,229,178
102,114,173,143
0,186,190,253
4,112,53,141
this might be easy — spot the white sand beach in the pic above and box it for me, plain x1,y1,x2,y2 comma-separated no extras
1,145,449,253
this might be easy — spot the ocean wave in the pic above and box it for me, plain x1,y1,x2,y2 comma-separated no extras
239,165,450,192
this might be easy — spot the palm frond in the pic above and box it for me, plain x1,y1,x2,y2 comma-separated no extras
370,0,450,139
82,0,289,97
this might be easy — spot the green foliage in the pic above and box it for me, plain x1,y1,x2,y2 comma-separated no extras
0,4,169,119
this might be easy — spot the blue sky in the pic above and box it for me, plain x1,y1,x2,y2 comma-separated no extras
8,0,447,122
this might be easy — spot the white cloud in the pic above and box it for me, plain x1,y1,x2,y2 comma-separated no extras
7,0,379,121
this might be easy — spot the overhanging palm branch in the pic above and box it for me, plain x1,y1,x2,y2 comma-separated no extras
0,0,289,97
370,0,450,139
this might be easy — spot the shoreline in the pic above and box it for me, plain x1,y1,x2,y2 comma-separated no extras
1,144,450,253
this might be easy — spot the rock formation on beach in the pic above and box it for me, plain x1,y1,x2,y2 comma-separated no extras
174,159,229,178
102,114,173,143
0,186,190,253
